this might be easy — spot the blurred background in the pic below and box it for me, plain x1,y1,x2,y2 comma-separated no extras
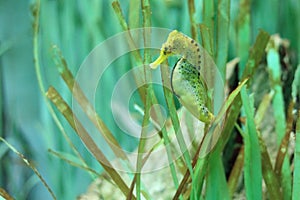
0,0,299,199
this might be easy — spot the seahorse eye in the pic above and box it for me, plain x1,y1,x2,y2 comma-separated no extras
163,46,172,55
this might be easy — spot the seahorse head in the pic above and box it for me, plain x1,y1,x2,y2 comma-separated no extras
150,30,201,70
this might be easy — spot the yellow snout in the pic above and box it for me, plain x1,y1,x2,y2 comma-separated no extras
150,50,170,69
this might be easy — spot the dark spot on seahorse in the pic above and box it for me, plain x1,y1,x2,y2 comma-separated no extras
163,47,168,55
197,48,200,52
191,39,194,44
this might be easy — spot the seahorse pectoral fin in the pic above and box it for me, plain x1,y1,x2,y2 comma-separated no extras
150,50,168,69
207,112,215,123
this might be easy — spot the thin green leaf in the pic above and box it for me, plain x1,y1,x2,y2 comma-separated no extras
135,85,151,200
241,87,262,199
267,45,292,199
253,91,282,199
0,137,56,199
258,132,282,200
199,24,215,90
32,0,90,188
241,30,270,80
292,65,300,101
215,0,230,80
267,48,286,143
188,0,198,40
129,0,141,28
192,157,208,198
275,102,294,175
112,1,146,103
48,149,100,177
227,146,244,197
255,91,274,126
46,87,135,200
292,111,300,200
236,0,251,77
205,152,230,200
51,45,129,162
136,2,153,199
202,0,215,58
111,1,143,65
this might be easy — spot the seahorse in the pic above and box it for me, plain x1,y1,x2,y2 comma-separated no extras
150,30,214,123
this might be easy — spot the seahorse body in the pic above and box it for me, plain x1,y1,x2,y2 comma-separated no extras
171,58,214,123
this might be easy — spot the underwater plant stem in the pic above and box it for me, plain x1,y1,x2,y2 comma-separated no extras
203,0,215,53
52,46,129,162
0,137,57,199
48,149,100,177
136,1,153,199
293,111,300,200
32,0,89,178
135,85,151,200
112,1,146,103
236,0,250,78
112,1,143,64
274,101,294,174
46,87,135,199
241,88,262,200
188,0,198,40
215,0,231,80
241,30,270,80
227,146,244,197
258,133,283,200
